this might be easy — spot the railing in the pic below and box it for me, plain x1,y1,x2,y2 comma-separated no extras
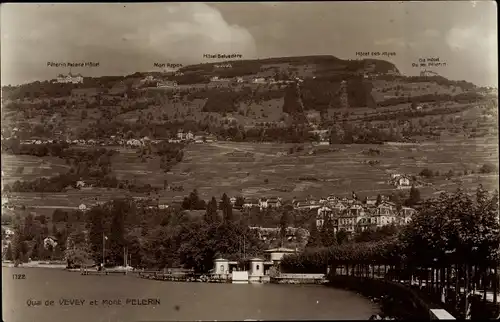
329,262,499,320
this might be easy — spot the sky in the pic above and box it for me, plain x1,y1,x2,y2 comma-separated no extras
1,1,497,87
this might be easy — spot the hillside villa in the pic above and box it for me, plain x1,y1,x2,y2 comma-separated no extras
157,80,178,88
316,200,417,233
389,173,412,189
243,198,260,208
56,72,84,84
43,236,58,249
177,130,194,141
210,76,231,82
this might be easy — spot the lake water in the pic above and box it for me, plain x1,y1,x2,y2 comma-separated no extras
3,267,378,321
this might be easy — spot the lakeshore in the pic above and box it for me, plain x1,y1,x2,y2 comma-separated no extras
2,266,378,322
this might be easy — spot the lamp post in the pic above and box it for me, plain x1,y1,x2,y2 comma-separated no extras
102,233,107,269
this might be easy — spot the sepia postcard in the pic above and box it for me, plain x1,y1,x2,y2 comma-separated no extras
1,1,498,321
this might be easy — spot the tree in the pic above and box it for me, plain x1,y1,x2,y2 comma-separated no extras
306,222,322,248
336,229,349,245
479,163,496,174
107,200,129,266
220,193,233,223
235,196,245,209
390,191,405,211
5,243,13,261
405,185,421,206
401,187,500,267
321,215,337,247
279,211,290,246
204,197,219,224
476,184,488,205
51,223,58,237
188,189,206,210
376,194,383,206
419,168,434,178
23,213,35,240
329,127,343,144
86,207,106,264
31,238,45,260
182,197,191,210
12,236,25,263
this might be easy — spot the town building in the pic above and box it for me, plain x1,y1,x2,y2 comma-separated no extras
126,139,143,147
210,76,231,82
315,199,415,233
2,227,15,239
399,206,417,225
43,236,58,249
420,70,439,77
293,199,321,210
264,247,298,264
211,246,299,283
243,198,260,208
56,73,84,84
176,130,194,141
249,227,308,243
252,77,267,84
258,198,268,209
267,197,282,208
157,80,178,88
389,174,412,189
76,180,86,189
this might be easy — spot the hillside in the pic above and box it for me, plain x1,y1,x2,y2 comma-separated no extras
1,55,497,223
1,55,493,144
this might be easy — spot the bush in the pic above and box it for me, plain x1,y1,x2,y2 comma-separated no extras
479,163,497,174
419,168,434,178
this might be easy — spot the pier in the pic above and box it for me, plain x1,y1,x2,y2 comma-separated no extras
137,271,231,283
80,268,127,276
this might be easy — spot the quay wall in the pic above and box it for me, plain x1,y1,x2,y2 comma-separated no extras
326,275,447,320
271,273,326,284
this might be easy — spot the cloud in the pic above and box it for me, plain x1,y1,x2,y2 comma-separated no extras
446,26,497,67
1,3,257,85
446,26,495,52
445,26,497,85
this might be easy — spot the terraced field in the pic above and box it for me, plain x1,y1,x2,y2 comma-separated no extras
1,154,69,186
156,137,498,201
110,147,165,186
4,188,152,215
3,136,497,211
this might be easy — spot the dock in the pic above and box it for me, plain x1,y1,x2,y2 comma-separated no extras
80,269,127,276
137,271,231,283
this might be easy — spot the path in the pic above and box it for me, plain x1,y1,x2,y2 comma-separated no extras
209,142,277,158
